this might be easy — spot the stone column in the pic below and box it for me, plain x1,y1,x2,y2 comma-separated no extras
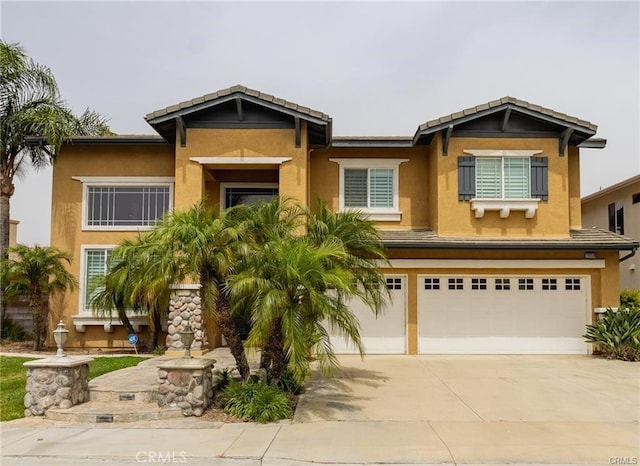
157,358,216,417
166,284,208,357
23,356,93,416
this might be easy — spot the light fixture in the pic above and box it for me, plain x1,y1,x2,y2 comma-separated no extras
584,251,596,259
53,320,68,357
179,321,195,359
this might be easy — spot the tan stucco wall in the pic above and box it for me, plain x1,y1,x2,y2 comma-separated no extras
582,178,640,291
50,143,175,348
310,146,431,229
180,126,308,208
9,219,18,246
438,138,572,237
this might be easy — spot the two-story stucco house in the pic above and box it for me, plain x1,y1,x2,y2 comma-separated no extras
49,85,638,355
582,174,640,292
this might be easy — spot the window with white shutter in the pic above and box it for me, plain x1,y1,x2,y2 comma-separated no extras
331,158,408,221
84,249,113,310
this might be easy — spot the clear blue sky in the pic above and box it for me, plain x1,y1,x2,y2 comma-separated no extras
3,0,639,245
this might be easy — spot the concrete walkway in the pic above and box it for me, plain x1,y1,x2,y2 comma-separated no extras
1,354,638,465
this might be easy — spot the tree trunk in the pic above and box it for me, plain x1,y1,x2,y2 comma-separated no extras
211,283,250,380
29,287,45,351
147,309,161,351
261,318,286,384
0,172,14,325
117,307,136,335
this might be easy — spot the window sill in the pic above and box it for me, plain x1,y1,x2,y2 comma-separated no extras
81,226,156,232
73,314,148,333
470,199,540,219
340,209,402,222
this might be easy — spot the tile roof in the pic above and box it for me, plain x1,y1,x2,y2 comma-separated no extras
417,96,598,133
379,228,638,250
145,84,331,123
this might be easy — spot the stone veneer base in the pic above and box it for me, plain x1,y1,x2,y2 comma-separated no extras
23,356,93,416
156,358,216,417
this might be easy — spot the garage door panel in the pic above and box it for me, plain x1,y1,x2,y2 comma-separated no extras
330,277,407,354
419,275,589,354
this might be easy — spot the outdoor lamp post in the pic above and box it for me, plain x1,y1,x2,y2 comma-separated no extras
179,321,195,359
53,320,68,357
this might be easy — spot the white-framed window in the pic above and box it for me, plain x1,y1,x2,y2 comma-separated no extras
219,183,279,210
79,245,116,314
330,158,408,221
461,150,544,219
73,177,174,231
476,157,530,199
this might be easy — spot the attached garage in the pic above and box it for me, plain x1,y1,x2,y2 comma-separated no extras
418,275,590,354
331,276,407,354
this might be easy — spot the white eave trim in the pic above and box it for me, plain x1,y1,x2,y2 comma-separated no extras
72,176,175,183
189,157,292,165
471,198,541,218
463,150,542,157
380,259,606,269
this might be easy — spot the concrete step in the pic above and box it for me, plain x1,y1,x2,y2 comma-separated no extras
89,385,158,403
45,401,183,423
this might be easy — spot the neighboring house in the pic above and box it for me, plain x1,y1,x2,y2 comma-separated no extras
49,85,638,355
582,174,640,291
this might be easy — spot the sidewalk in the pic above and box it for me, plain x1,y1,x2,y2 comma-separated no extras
1,353,638,465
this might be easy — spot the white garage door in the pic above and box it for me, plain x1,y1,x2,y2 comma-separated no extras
331,276,407,354
419,275,589,354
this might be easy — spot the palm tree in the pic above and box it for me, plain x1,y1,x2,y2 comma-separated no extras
144,203,251,379
229,198,389,383
230,234,374,383
0,40,110,321
306,198,389,314
0,245,77,350
88,237,170,351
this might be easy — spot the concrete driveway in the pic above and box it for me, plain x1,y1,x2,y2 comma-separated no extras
283,354,639,464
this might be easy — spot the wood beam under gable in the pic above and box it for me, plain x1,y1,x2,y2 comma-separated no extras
442,125,453,156
559,128,574,156
235,98,243,121
176,116,186,147
294,117,301,148
501,108,512,132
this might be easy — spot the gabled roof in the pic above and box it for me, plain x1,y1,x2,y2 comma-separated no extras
413,96,598,149
145,84,331,123
581,174,640,203
145,85,332,145
380,228,638,251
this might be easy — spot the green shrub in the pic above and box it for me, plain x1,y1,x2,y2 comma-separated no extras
276,367,304,395
220,380,291,423
620,289,640,311
584,307,640,361
1,316,31,342
213,368,234,392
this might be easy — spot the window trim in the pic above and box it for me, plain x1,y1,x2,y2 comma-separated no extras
330,158,408,221
78,244,117,316
462,150,542,219
219,182,279,210
74,176,174,231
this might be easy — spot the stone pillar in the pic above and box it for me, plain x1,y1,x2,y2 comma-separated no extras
166,284,208,357
23,356,93,416
157,358,216,417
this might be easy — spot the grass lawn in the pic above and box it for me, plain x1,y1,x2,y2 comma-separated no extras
0,355,147,422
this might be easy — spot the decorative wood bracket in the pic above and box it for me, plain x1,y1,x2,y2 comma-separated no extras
176,116,186,147
501,108,511,132
442,125,453,156
235,98,243,121
559,128,573,156
295,117,301,148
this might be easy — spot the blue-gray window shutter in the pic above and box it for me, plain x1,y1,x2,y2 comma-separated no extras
530,156,548,201
458,156,475,200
